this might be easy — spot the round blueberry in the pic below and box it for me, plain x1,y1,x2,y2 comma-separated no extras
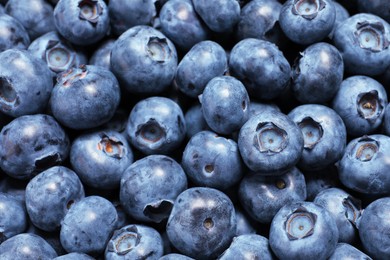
0,193,27,243
0,14,30,52
238,110,304,173
329,243,372,260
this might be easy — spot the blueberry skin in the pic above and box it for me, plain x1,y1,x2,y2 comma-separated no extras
175,40,227,98
192,0,240,33
120,155,187,223
238,110,304,173
328,1,350,39
279,0,335,45
235,208,257,236
105,224,164,260
0,49,53,117
218,234,274,260
333,13,390,76
200,76,249,135
338,134,390,195
229,38,291,100
269,201,339,260
166,187,236,259
70,130,133,190
25,166,85,232
54,252,95,260
313,188,361,244
332,76,388,136
248,101,281,118
110,25,177,94
108,0,156,36
182,130,243,190
53,0,110,46
159,0,210,51
0,14,30,52
0,233,57,259
288,104,347,171
358,197,390,259
159,253,194,260
236,0,282,42
357,0,390,23
328,243,372,260
239,167,306,224
0,193,27,243
50,65,121,130
126,97,186,155
5,0,55,40
184,104,210,139
89,39,114,70
291,42,344,104
28,31,88,75
383,103,390,135
60,196,118,255
0,114,70,180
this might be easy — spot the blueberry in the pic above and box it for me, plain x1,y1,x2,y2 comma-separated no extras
304,165,341,201
357,0,390,23
248,101,281,118
5,0,55,40
126,97,186,155
89,39,114,70
313,188,362,243
236,0,282,43
175,40,227,98
0,49,53,117
110,25,177,94
287,104,347,171
28,31,88,75
218,234,274,260
60,196,118,255
291,42,344,104
269,201,339,259
166,187,236,259
238,110,304,173
25,166,85,232
0,193,27,243
108,0,156,36
333,13,390,76
50,65,121,130
70,130,133,190
229,38,291,100
0,14,30,52
192,0,240,33
120,155,187,223
182,130,243,190
339,134,390,195
0,114,69,180
105,224,164,260
184,104,210,139
159,0,210,51
328,1,350,39
279,0,336,45
332,75,388,136
328,243,372,260
54,252,95,260
199,76,250,135
0,233,57,259
358,197,390,259
239,167,306,224
53,0,110,45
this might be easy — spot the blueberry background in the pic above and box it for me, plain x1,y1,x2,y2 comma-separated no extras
0,0,388,259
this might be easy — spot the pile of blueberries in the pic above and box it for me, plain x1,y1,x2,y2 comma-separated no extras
0,0,388,259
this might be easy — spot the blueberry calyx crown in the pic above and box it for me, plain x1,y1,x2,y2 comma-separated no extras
0,77,18,110
342,196,362,227
147,37,171,63
354,21,389,52
285,206,317,240
143,200,174,223
255,122,288,154
78,0,102,25
107,225,141,255
136,119,166,144
353,136,379,162
292,0,326,20
357,90,383,121
97,134,124,159
45,40,76,73
298,117,323,150
59,65,88,87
